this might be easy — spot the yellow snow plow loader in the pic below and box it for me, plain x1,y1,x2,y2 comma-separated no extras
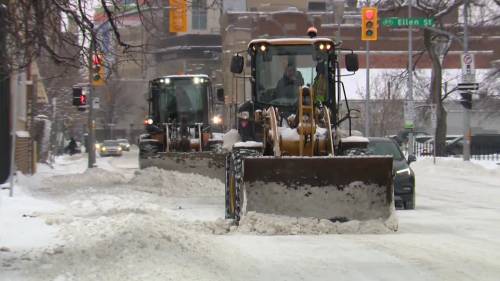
139,75,227,181
225,37,394,223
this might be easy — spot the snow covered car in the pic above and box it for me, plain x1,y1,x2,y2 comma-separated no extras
116,138,131,151
99,140,123,157
368,137,416,210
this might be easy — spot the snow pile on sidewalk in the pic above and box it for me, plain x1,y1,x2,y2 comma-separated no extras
413,157,500,178
128,167,224,197
41,168,128,190
236,211,398,235
19,211,232,280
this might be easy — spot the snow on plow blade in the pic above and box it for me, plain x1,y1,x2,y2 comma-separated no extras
140,152,227,181
241,156,394,221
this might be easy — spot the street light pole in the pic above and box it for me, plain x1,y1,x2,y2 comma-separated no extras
87,39,96,168
463,0,471,161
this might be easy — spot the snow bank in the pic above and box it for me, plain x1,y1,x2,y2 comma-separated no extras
41,168,128,189
413,157,500,178
128,167,224,197
236,212,397,235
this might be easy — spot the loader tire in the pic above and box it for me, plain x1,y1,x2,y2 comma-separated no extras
224,148,261,222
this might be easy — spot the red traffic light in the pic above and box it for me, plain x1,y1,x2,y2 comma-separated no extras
80,94,87,105
365,10,374,20
92,54,102,65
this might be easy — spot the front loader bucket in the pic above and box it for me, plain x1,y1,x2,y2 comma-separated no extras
140,151,228,181
241,156,394,221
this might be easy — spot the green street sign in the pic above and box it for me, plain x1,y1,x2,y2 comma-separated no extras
381,17,434,27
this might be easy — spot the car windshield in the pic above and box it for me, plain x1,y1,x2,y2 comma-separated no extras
103,140,120,146
255,45,327,107
368,140,405,161
117,139,129,143
151,77,209,124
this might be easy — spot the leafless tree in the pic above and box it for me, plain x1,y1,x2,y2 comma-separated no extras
356,71,406,137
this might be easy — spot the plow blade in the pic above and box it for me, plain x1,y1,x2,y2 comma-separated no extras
140,152,228,181
241,156,394,221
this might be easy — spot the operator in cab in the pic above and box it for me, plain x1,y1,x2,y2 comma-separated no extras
275,63,304,100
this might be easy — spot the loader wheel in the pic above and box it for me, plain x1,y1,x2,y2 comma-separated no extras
224,154,235,219
224,148,261,223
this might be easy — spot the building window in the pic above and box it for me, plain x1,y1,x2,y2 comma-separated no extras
308,1,326,11
192,0,207,30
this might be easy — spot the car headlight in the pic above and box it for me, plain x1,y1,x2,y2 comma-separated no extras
95,144,101,149
118,147,122,151
212,115,222,124
101,147,106,152
396,168,411,176
126,144,130,148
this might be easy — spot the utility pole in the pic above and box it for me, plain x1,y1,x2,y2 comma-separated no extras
462,0,471,161
87,39,97,168
407,0,415,156
365,40,370,137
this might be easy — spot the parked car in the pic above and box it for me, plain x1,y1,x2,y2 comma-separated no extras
116,138,131,151
99,140,123,157
419,135,464,156
368,137,416,210
446,134,500,156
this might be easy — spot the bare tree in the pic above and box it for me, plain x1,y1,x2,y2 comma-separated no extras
356,71,406,137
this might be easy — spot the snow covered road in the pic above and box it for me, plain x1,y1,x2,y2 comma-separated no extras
1,150,500,281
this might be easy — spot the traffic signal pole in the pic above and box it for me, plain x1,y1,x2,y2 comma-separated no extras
87,40,96,168
407,0,414,156
463,0,471,161
365,41,370,137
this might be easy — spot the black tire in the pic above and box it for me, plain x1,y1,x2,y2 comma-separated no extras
404,196,415,210
224,154,235,219
224,148,261,222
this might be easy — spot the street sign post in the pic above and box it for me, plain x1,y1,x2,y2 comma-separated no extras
381,17,434,27
93,97,100,109
461,52,476,80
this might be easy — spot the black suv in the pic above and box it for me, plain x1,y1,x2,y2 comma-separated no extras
368,137,416,209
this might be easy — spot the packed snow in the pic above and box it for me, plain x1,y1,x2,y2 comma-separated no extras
1,149,500,281
222,129,240,151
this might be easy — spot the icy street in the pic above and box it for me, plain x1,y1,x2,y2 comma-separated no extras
1,149,500,281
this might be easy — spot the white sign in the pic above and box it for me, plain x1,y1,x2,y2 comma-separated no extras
404,100,415,129
461,53,476,82
430,104,437,129
93,97,100,109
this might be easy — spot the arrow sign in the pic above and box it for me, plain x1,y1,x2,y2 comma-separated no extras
458,83,479,91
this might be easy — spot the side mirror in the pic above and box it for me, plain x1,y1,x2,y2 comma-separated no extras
230,55,244,74
216,88,224,103
345,53,359,72
407,154,416,164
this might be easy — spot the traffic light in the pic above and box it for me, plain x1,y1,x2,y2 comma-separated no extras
460,92,472,109
73,86,87,108
73,87,83,106
361,7,378,41
92,53,105,86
